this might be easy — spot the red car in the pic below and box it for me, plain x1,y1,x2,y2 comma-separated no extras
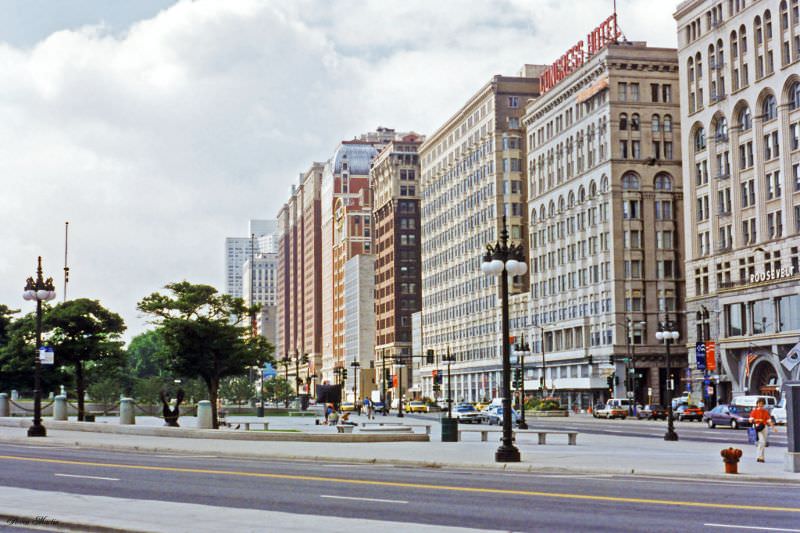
676,404,704,421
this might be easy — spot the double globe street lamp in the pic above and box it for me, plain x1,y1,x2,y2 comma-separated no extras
655,323,680,442
481,217,527,463
22,257,57,438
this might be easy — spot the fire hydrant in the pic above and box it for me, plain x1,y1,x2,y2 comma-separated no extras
721,447,743,474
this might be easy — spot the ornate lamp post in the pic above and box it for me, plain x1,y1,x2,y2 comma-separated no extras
656,321,680,441
442,347,455,419
480,217,527,463
514,334,530,430
350,361,361,414
22,257,56,438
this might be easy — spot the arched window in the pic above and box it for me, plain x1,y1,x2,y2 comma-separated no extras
694,127,707,150
738,106,752,130
765,10,773,39
619,113,628,130
755,16,763,44
655,173,673,191
622,172,641,190
601,175,609,192
730,30,739,57
715,116,729,140
630,113,640,131
651,114,661,132
539,205,546,220
548,201,555,218
577,186,586,203
663,114,673,132
567,191,575,208
589,180,597,198
740,25,748,53
558,196,565,213
789,81,800,109
762,94,777,119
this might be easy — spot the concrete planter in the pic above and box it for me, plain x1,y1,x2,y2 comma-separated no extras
527,410,569,418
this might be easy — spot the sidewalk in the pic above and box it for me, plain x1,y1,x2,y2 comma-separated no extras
1,413,797,482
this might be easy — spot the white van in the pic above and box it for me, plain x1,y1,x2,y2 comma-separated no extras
606,398,633,412
731,395,777,409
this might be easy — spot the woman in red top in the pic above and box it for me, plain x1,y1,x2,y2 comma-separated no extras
749,399,775,463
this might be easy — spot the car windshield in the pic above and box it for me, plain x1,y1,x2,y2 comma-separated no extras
730,406,751,414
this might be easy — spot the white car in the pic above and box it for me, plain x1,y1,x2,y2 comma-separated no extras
772,398,787,425
453,404,483,423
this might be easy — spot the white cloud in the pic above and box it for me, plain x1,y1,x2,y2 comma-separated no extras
0,0,679,339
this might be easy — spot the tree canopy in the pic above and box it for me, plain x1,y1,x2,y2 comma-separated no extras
137,281,273,428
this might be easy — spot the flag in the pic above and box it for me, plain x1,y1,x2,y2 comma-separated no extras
705,341,716,372
744,353,757,378
695,342,707,370
782,341,800,371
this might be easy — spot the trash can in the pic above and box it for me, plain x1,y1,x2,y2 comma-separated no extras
441,417,458,442
300,394,309,411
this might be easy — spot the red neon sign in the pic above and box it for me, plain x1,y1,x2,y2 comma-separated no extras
540,14,620,94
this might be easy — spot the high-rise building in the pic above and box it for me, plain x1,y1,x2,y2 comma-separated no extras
674,0,800,403
371,133,425,400
225,219,277,299
242,252,278,346
524,35,684,409
417,70,542,403
343,254,376,401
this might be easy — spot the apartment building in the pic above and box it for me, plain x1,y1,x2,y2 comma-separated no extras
417,69,542,402
224,219,277,299
242,252,278,346
525,39,685,409
371,133,424,399
675,0,800,404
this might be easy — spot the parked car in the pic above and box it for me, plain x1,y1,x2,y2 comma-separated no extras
340,402,356,412
676,404,704,421
372,401,386,413
406,401,429,413
592,403,627,419
702,404,752,429
483,406,521,426
453,404,483,424
636,404,668,420
772,398,787,425
731,395,777,409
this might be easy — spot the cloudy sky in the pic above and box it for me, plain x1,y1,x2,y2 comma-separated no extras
0,0,679,340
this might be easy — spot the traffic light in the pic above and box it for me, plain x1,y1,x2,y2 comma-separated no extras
384,368,391,382
426,349,434,364
301,353,309,364
342,368,348,380
437,370,443,384
606,374,614,389
513,368,521,388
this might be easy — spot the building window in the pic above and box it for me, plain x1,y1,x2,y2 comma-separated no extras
763,94,778,120
622,172,641,189
655,200,673,220
508,96,519,108
694,127,707,150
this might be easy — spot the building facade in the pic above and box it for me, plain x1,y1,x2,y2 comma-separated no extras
224,219,277,299
417,70,542,402
524,41,685,410
371,133,424,399
242,252,278,346
343,254,376,401
675,0,800,404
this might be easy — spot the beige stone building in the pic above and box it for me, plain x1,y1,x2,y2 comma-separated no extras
524,41,685,409
675,0,800,404
417,70,542,402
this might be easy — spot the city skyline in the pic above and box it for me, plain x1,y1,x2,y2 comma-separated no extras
0,0,679,340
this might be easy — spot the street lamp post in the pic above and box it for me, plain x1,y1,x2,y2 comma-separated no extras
514,334,530,430
381,350,387,416
22,257,56,438
281,355,290,408
442,347,455,419
480,216,527,463
531,324,547,399
656,320,680,441
351,361,361,414
397,363,404,418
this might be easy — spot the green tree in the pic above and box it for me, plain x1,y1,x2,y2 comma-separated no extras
264,376,293,405
0,308,62,395
220,376,254,407
87,377,119,415
133,376,169,414
137,281,273,428
44,299,126,421
127,330,170,379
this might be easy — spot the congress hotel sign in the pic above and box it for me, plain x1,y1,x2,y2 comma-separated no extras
540,14,621,94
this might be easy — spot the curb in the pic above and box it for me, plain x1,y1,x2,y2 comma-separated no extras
1,432,797,485
0,511,146,533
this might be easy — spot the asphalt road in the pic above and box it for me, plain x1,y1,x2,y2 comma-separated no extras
0,443,798,532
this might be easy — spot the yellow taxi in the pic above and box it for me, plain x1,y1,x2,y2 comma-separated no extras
405,400,429,413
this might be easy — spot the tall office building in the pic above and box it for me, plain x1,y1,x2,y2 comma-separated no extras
675,0,800,403
417,70,542,402
524,34,684,409
242,252,278,346
225,219,277,299
371,133,425,400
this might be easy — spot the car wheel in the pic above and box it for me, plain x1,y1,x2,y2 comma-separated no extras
730,419,738,430
678,415,683,422
620,416,626,420
707,419,715,429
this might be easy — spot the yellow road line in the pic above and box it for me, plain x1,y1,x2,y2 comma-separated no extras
1,454,798,514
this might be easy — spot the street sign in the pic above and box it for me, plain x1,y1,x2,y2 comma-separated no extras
39,346,54,365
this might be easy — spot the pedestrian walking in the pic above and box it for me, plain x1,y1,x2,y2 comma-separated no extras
749,398,775,463
365,397,374,420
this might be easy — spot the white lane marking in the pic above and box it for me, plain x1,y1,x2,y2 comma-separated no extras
152,454,219,458
55,473,120,481
321,463,366,467
704,524,800,532
321,495,408,504
0,444,67,449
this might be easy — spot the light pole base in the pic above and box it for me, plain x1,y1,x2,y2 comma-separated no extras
495,444,521,463
517,421,528,430
27,424,46,438
256,405,264,417
664,430,679,441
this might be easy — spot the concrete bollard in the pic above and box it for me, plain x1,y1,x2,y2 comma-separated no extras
785,380,800,473
0,393,9,417
53,395,67,421
196,400,212,429
119,398,135,425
